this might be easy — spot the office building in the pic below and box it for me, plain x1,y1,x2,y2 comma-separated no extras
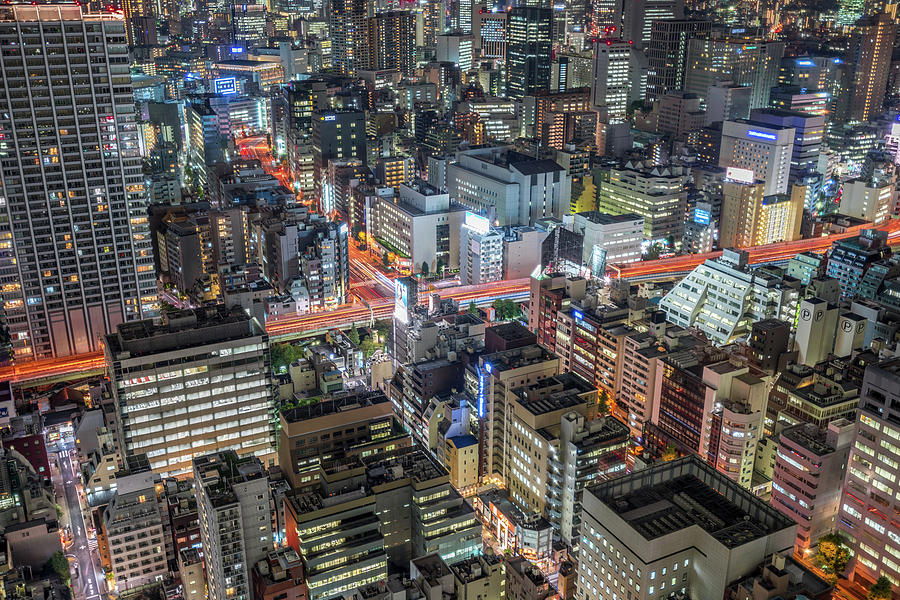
748,318,791,374
719,177,803,248
618,325,702,442
771,420,854,551
649,346,768,476
437,33,475,71
195,451,273,600
591,39,638,123
570,212,644,271
579,456,796,600
369,180,463,275
449,554,506,600
617,0,685,50
528,274,588,353
447,146,571,226
0,5,156,360
719,120,796,196
646,19,713,100
459,213,504,286
278,391,409,489
705,81,752,124
285,449,481,600
597,161,689,242
685,36,785,109
103,469,168,592
750,108,825,187
311,111,367,204
506,555,555,600
837,359,900,588
839,10,897,124
767,364,859,432
105,305,274,477
475,8,506,58
769,86,830,117
839,177,895,224
654,91,706,140
661,249,800,345
506,7,552,99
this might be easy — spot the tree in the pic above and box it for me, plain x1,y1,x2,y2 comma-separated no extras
270,342,303,374
347,326,361,346
666,234,676,249
467,301,478,315
46,551,70,584
421,261,430,277
436,258,445,276
816,533,851,584
159,300,179,314
661,442,678,462
382,251,391,268
598,389,612,415
868,576,893,600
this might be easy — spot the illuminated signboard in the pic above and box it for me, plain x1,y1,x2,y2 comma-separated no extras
694,209,711,225
796,59,814,66
464,211,491,235
323,115,337,122
231,46,243,53
725,166,755,184
747,129,778,141
213,77,238,95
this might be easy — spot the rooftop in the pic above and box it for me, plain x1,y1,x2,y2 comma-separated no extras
194,451,267,507
480,344,556,374
449,553,503,583
576,211,644,225
281,390,390,424
590,455,795,548
107,305,259,357
780,423,836,457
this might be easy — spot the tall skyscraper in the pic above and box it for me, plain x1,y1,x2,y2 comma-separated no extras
839,10,897,124
368,11,416,75
616,0,685,49
719,120,795,196
0,5,155,361
591,39,638,123
329,0,371,75
837,359,900,589
506,7,552,99
749,108,825,187
646,19,713,100
685,36,785,109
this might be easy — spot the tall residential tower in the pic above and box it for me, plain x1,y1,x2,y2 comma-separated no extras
0,5,156,360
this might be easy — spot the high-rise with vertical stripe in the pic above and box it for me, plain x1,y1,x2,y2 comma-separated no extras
0,5,156,360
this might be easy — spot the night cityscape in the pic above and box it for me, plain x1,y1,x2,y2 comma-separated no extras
0,0,898,599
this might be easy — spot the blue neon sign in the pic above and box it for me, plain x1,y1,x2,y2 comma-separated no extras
694,209,711,225
747,130,777,141
213,77,237,95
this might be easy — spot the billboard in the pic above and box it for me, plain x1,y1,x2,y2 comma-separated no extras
213,77,238,95
725,166,755,184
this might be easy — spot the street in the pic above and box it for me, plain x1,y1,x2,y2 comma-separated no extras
59,451,104,600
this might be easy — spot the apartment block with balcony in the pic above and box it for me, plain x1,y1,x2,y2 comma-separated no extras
194,451,273,600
